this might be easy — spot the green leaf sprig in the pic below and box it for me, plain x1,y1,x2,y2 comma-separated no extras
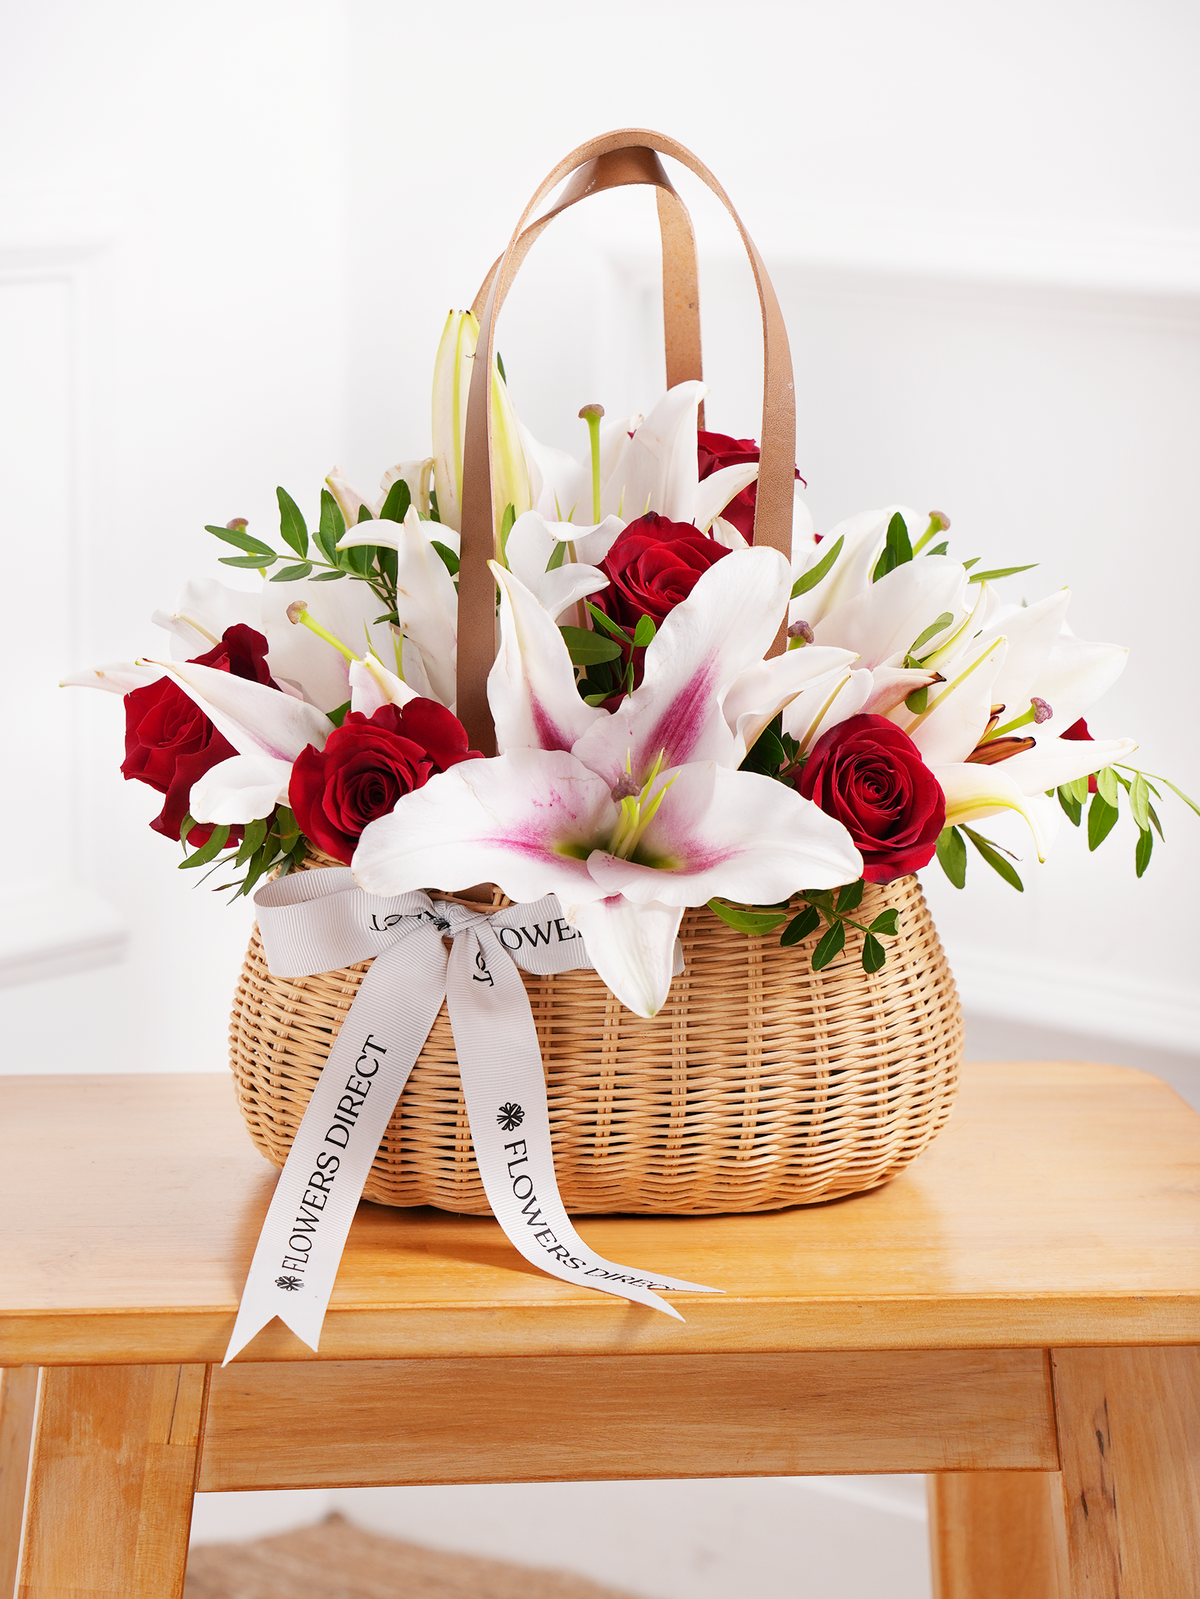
708,880,901,975
1050,762,1197,879
179,806,307,900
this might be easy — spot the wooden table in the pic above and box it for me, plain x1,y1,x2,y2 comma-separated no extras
1,1063,1198,1599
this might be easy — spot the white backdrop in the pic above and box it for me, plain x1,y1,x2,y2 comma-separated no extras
3,3,1198,1595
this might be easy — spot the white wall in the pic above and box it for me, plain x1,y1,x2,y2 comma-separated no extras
5,3,1199,1595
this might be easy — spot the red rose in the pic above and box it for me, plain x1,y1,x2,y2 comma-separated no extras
590,512,730,689
289,699,482,865
697,430,803,542
1061,717,1098,792
797,713,945,884
121,625,274,844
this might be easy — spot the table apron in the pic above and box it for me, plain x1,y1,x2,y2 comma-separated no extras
196,1348,1059,1491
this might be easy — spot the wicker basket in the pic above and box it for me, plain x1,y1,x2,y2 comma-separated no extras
229,868,962,1215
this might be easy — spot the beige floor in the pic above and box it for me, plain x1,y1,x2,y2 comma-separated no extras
184,1513,641,1599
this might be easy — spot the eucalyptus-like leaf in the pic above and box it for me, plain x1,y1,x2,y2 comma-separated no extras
836,878,865,914
1096,766,1120,807
220,553,277,569
1066,774,1091,805
379,478,411,523
909,611,955,659
276,487,308,558
206,523,275,558
962,826,1024,891
633,615,657,649
310,569,346,581
707,900,790,935
935,824,968,889
780,904,822,946
861,932,887,973
967,562,1038,584
869,909,900,936
1057,785,1083,827
431,539,459,576
811,919,847,969
791,534,844,599
871,513,912,582
586,603,633,644
559,626,623,665
1135,826,1153,877
1087,792,1119,851
1129,772,1151,830
233,816,270,867
179,824,231,869
269,561,314,583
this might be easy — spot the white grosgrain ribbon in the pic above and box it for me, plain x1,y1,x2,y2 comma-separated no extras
223,868,719,1363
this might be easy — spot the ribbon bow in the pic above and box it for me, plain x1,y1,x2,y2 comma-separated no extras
224,868,717,1362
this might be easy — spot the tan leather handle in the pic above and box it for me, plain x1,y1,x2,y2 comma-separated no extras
458,130,796,755
469,145,704,407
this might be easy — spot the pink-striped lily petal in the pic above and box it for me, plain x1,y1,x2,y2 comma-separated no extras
489,564,606,754
149,659,333,763
60,661,163,695
585,763,862,907
565,896,684,1019
861,664,942,716
190,754,292,823
352,747,614,906
572,546,792,786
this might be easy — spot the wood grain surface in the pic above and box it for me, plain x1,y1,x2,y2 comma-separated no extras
1052,1345,1200,1598
0,1367,37,1599
17,1363,207,1599
2,1064,1200,1365
197,1348,1058,1490
927,1471,1069,1598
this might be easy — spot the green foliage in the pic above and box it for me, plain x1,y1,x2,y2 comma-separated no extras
276,487,309,558
1088,792,1119,851
431,540,459,577
378,479,411,523
871,514,912,582
179,805,310,899
711,875,901,976
967,562,1037,584
935,825,967,889
560,626,622,665
791,534,844,599
962,825,1024,891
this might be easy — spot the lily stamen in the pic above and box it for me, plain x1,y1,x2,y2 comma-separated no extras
286,601,357,665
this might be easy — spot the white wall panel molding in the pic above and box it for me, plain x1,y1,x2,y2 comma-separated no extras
0,194,128,987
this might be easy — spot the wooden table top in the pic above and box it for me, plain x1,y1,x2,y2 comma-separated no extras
3,1063,1199,1366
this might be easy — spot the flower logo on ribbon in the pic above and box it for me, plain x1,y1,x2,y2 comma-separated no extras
497,1102,525,1132
275,1275,303,1292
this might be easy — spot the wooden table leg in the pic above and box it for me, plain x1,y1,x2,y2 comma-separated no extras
16,1365,208,1599
927,1471,1069,1598
1051,1346,1200,1598
1,1369,39,1599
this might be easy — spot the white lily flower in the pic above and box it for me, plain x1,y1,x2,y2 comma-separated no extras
503,510,613,623
60,661,165,695
338,505,458,708
431,310,536,535
326,460,435,526
353,550,861,1018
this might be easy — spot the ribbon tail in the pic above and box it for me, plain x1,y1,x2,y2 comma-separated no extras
446,927,722,1319
223,931,450,1364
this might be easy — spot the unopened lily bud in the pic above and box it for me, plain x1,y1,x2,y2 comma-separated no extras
578,403,606,422
1031,696,1053,724
286,601,308,626
226,517,248,532
611,773,640,801
788,620,815,644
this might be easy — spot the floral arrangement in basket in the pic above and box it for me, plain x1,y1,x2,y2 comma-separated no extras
69,312,1194,1018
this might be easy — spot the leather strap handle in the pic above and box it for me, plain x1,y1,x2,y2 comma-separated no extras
470,145,704,407
458,130,796,755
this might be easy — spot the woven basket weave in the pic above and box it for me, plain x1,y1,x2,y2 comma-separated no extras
229,867,962,1215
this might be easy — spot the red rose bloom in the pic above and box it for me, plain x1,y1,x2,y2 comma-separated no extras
797,713,945,883
590,512,730,688
289,699,482,865
697,430,803,542
121,624,274,845
1061,717,1098,792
